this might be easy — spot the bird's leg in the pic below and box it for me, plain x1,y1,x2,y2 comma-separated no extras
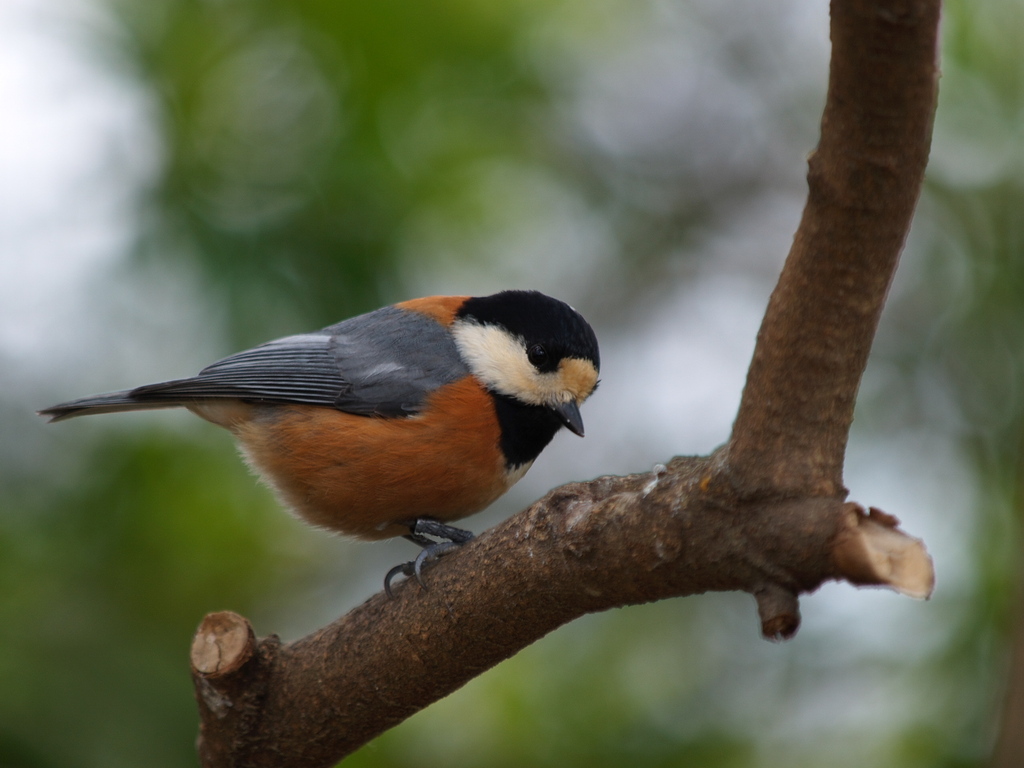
384,519,476,597
408,519,475,544
401,532,435,548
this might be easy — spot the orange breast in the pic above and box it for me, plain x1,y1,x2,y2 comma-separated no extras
229,377,512,539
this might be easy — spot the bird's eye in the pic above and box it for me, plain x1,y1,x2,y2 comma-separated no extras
527,344,548,369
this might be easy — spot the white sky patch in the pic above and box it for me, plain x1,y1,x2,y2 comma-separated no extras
0,0,160,378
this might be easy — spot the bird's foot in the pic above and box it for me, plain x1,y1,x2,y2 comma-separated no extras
384,519,475,597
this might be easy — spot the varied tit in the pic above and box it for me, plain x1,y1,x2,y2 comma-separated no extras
40,290,600,592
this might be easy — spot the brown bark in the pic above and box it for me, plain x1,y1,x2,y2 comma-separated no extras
192,0,942,765
992,472,1024,765
993,584,1024,768
727,0,939,497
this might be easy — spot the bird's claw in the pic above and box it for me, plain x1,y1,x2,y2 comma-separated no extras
383,519,475,597
384,561,414,598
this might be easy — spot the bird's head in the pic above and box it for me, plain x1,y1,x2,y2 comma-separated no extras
452,290,600,437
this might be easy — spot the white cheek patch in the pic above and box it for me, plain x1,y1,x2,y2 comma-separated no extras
451,320,544,404
451,319,598,407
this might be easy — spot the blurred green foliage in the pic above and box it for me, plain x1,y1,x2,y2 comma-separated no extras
0,430,302,768
115,0,552,341
2,0,1023,766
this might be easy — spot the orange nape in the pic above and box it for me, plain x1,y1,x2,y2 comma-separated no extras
394,295,469,327
202,377,511,540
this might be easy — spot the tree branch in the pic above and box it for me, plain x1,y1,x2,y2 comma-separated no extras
727,0,939,496
194,458,930,766
191,0,941,765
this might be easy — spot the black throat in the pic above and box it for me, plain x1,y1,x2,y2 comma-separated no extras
491,393,564,469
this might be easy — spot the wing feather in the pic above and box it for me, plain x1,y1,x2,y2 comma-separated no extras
131,305,468,417
42,305,470,421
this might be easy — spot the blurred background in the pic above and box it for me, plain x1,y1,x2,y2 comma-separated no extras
1,0,1021,765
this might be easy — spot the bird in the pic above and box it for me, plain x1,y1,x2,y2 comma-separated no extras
39,290,600,593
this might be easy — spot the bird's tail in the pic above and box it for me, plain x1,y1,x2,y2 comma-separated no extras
38,387,191,423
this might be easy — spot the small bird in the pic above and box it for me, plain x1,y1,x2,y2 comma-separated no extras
40,290,600,592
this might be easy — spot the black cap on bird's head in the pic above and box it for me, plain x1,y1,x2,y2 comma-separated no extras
456,290,600,372
452,291,600,441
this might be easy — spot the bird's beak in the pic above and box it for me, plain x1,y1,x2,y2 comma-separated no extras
552,400,585,437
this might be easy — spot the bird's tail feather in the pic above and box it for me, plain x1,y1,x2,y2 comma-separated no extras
38,389,189,422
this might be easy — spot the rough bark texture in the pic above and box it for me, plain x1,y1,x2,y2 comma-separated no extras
192,0,942,765
726,0,939,497
993,585,1024,768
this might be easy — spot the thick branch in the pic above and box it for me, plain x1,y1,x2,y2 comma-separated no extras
193,455,931,767
993,584,1024,768
727,0,940,496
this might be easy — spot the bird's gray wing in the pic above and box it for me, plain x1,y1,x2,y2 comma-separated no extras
43,306,470,421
